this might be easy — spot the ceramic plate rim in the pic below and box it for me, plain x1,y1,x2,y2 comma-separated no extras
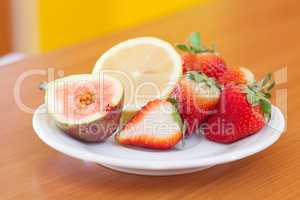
33,104,285,170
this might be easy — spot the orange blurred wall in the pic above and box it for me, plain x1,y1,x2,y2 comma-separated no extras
0,0,12,55
38,0,205,52
9,0,206,53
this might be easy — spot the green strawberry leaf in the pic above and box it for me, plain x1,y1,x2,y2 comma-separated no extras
186,71,219,90
260,99,272,120
244,74,275,121
245,73,275,105
260,73,272,87
263,93,271,99
258,73,275,94
243,86,255,96
186,71,204,82
176,44,190,52
171,107,183,128
267,80,275,92
177,32,216,54
260,99,271,112
181,121,187,147
265,112,271,121
189,32,201,53
206,77,218,88
246,93,260,106
167,97,178,108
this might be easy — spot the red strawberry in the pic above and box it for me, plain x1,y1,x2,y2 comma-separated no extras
172,71,220,135
177,32,228,80
203,74,275,143
218,67,255,85
115,99,183,150
182,53,227,79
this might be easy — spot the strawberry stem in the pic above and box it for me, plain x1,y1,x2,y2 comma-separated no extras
39,82,48,91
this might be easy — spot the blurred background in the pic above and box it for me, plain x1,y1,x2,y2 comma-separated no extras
0,0,207,63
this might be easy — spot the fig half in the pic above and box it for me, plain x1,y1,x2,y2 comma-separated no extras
45,74,124,142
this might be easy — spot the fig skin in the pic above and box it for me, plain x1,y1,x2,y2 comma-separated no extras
54,96,124,142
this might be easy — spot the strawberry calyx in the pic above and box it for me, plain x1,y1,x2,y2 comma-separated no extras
167,97,186,147
243,73,275,120
186,71,219,89
176,32,216,54
167,98,183,128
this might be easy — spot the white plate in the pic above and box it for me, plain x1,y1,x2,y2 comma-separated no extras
33,104,285,176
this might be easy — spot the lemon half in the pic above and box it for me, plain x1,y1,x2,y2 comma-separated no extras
92,37,182,119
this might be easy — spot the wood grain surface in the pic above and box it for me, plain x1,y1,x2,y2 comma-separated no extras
0,0,299,199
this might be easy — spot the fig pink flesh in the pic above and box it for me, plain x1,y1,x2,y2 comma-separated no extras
54,79,114,121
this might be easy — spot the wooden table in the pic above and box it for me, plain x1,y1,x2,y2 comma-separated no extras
1,0,299,199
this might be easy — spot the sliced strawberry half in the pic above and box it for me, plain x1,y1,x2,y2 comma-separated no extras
115,99,183,150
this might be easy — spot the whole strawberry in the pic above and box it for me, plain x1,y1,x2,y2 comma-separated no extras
218,67,255,86
203,74,275,143
172,71,220,135
177,32,228,80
